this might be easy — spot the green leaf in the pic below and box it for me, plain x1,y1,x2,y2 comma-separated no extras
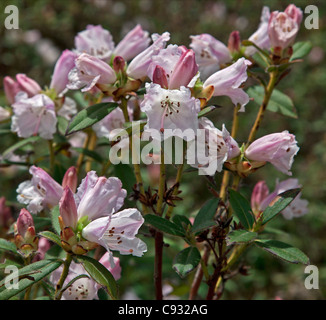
50,205,61,235
198,106,217,118
226,229,258,245
66,102,118,135
113,164,136,195
262,188,302,225
32,216,52,232
229,189,255,230
291,41,312,61
144,214,185,237
173,246,201,278
57,116,69,136
0,259,63,300
2,136,41,158
0,259,21,269
248,86,298,119
255,239,310,265
38,231,61,247
76,255,118,300
171,215,192,231
191,198,219,234
0,239,17,254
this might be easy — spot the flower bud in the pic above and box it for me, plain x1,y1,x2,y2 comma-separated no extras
62,166,78,193
59,186,78,229
152,65,168,89
16,74,41,97
3,76,19,104
169,49,198,90
251,181,270,214
244,131,299,176
228,31,241,54
284,4,303,25
112,56,126,73
50,50,77,95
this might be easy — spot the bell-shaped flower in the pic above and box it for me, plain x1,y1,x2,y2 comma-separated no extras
82,208,147,266
16,165,76,214
140,83,201,141
148,45,198,89
203,57,251,111
126,32,170,80
67,53,117,92
113,24,150,62
4,74,41,104
268,5,302,51
50,50,77,95
253,179,308,220
11,93,57,140
244,131,299,176
190,33,231,80
245,6,271,56
74,25,115,61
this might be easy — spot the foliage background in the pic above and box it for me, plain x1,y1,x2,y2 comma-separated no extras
0,0,325,299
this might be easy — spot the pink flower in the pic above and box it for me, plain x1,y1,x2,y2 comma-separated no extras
113,24,150,61
50,254,120,300
11,93,57,140
50,50,77,95
67,53,117,92
62,166,78,193
74,25,115,61
33,237,51,262
228,31,241,54
255,179,308,220
250,181,270,213
140,83,201,140
148,45,198,89
16,165,73,214
3,74,41,104
126,32,170,80
268,5,302,51
245,6,271,56
203,58,251,111
244,131,299,176
190,33,231,79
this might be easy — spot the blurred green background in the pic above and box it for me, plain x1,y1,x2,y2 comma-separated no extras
0,0,325,300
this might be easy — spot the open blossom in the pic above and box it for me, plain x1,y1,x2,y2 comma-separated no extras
268,4,302,51
4,74,41,104
67,53,117,92
190,33,231,80
244,131,299,176
140,83,201,141
50,50,77,95
148,45,198,89
59,171,146,264
252,179,308,220
50,253,121,300
245,6,271,56
126,32,170,80
11,93,57,140
113,24,150,61
17,165,76,214
203,57,251,111
74,25,115,61
187,117,240,175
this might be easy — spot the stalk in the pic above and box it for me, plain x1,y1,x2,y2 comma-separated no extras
54,253,72,300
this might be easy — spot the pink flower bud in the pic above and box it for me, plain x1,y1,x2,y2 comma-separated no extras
16,208,35,238
112,56,126,73
3,76,19,104
16,74,41,97
168,49,198,90
62,166,78,193
59,187,78,229
228,31,241,54
244,131,299,175
50,50,77,95
152,65,168,89
251,181,270,213
113,24,150,62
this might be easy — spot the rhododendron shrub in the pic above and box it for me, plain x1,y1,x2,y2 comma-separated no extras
0,3,313,300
